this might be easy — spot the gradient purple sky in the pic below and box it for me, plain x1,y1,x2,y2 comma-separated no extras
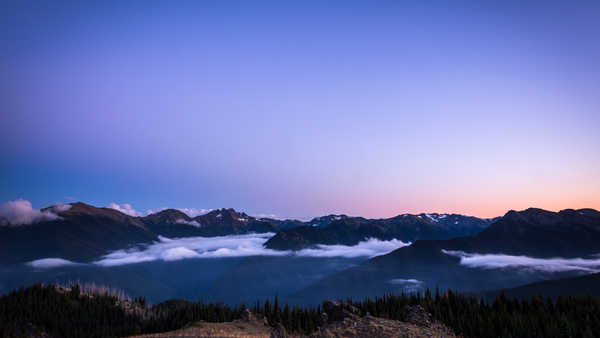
1,1,599,219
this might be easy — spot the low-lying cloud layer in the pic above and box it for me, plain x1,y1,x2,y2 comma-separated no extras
85,234,408,267
295,238,410,258
0,199,68,226
94,233,280,266
174,219,200,227
28,258,80,268
388,278,422,285
442,250,600,273
387,278,423,292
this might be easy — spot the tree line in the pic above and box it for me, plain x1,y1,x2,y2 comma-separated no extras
1,284,599,337
349,288,599,338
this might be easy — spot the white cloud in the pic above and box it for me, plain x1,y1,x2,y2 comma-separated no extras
25,234,410,268
442,250,600,273
94,233,282,266
160,247,201,261
253,213,278,219
52,203,72,212
388,278,422,285
177,208,212,217
28,258,80,268
295,238,410,258
387,278,423,292
174,219,200,227
92,234,409,267
108,203,143,217
0,199,61,226
145,207,167,215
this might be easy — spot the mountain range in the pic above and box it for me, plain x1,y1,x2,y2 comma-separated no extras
483,272,600,300
264,213,496,250
2,202,599,306
291,208,600,304
0,202,497,264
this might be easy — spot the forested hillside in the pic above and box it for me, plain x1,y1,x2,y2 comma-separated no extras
1,284,599,337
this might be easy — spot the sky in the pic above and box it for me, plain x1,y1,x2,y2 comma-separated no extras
1,1,599,219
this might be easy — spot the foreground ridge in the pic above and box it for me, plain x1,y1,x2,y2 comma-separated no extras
131,301,455,338
2,283,600,337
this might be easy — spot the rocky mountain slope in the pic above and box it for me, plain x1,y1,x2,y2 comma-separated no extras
292,208,600,304
142,208,280,237
484,272,600,300
0,202,157,264
0,201,497,265
0,203,286,264
265,213,495,250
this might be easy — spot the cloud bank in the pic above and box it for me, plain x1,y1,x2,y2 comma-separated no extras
0,199,63,226
28,258,80,268
94,233,284,266
442,250,600,273
93,234,408,267
174,219,200,227
387,278,423,292
388,278,422,285
108,203,143,217
52,203,72,212
295,238,410,258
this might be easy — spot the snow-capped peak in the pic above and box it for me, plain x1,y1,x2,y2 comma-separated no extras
425,214,438,222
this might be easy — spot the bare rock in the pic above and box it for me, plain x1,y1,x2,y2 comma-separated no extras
314,301,455,338
270,323,288,338
402,305,432,327
322,300,360,323
241,309,255,322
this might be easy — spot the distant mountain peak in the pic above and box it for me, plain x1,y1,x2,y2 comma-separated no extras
201,208,251,222
142,209,191,224
501,207,575,226
417,213,450,223
307,214,350,227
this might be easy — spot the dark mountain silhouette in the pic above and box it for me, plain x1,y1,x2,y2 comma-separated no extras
143,208,309,237
0,204,296,264
140,209,202,238
292,208,600,304
306,214,354,227
190,208,278,235
142,209,192,224
0,202,157,265
457,208,600,257
484,272,600,300
257,217,305,230
265,213,494,250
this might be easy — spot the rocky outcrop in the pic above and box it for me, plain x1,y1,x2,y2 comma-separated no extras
132,304,454,338
313,301,456,338
241,308,256,322
402,305,433,327
270,323,288,338
322,301,360,322
132,310,286,338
